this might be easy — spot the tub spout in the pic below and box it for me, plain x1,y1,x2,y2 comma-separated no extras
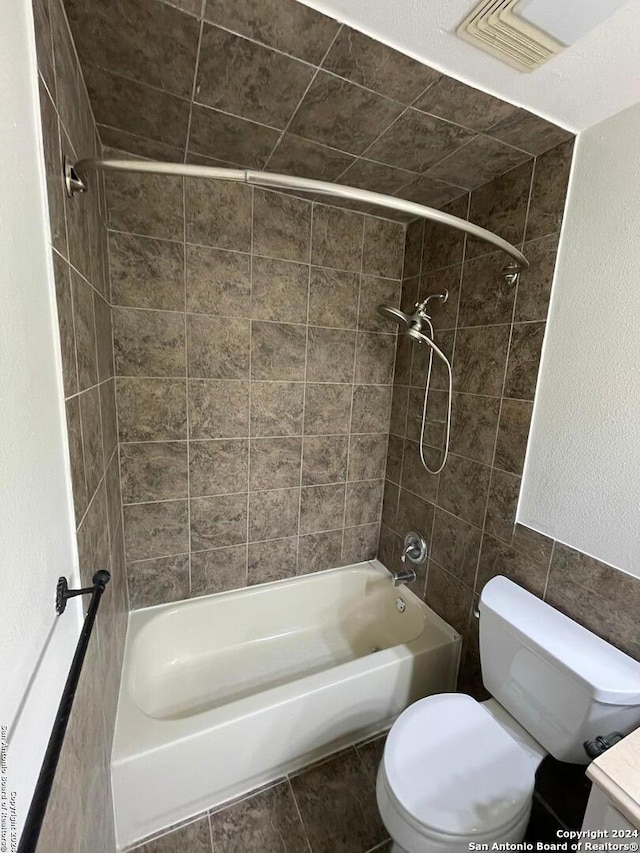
392,568,416,587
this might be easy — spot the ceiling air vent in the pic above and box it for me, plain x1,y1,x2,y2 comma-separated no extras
457,0,563,72
458,0,629,72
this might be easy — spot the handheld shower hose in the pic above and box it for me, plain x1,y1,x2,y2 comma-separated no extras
378,293,452,475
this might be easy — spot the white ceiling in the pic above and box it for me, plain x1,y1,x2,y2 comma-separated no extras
298,0,640,132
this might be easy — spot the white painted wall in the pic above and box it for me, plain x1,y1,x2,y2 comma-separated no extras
518,99,640,578
297,0,640,132
0,0,83,835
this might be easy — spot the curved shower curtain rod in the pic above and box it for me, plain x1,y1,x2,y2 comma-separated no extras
65,158,529,273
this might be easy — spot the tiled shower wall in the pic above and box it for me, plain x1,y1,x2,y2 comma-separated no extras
380,137,640,689
63,0,573,213
106,174,406,608
32,0,127,849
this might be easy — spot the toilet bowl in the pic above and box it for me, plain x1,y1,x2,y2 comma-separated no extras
376,576,640,853
376,694,545,853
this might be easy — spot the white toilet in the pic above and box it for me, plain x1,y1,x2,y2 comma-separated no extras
377,575,640,853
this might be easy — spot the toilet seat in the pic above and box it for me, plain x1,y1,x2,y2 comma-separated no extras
382,693,536,838
377,763,531,853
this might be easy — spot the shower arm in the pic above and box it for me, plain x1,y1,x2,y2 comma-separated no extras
65,158,529,274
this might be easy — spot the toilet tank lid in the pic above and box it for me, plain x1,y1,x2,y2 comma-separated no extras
480,576,640,706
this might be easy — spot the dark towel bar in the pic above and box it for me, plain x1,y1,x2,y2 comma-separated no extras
16,569,111,853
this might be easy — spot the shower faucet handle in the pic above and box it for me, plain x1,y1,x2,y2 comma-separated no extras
401,531,428,565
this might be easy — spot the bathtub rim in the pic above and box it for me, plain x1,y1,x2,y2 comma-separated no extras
128,559,397,620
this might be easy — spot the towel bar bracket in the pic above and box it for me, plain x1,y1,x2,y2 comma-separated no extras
55,570,110,614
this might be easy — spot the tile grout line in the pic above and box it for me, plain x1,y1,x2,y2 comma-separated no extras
381,384,535,403
110,302,402,332
421,215,443,598
330,74,446,189
482,159,536,503
106,229,406,282
451,192,487,602
522,156,555,602
246,187,255,584
392,224,423,549
385,233,414,566
85,205,108,533
111,358,131,610
102,159,132,607
295,201,314,574
125,812,208,852
396,211,444,532
73,442,119,544
206,811,215,853
181,176,193,597
56,0,102,137
124,479,384,506
119,432,391,445
285,778,313,853
464,167,534,644
542,540,556,600
124,516,384,574
54,242,116,304
262,23,345,171
418,194,468,599
113,375,395,387
48,17,80,167
64,252,83,422
207,778,285,819
42,72,72,267
183,16,206,164
336,69,455,187
377,227,407,516
38,4,57,106
426,201,467,592
341,215,367,561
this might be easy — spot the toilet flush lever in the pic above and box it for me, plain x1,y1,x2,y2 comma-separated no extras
584,732,625,759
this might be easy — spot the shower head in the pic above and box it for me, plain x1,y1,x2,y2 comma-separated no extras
377,302,447,360
377,290,449,333
376,305,414,328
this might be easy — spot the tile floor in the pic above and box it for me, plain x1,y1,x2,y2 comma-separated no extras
126,724,591,852
129,735,391,853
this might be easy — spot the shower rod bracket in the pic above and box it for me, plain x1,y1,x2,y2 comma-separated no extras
55,570,110,615
64,156,87,198
502,262,521,286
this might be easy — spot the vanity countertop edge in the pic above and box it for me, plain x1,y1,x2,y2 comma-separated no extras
586,727,640,829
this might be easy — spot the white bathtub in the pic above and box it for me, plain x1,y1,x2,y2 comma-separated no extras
112,560,461,848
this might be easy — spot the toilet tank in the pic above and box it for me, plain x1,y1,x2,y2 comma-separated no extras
479,576,640,764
